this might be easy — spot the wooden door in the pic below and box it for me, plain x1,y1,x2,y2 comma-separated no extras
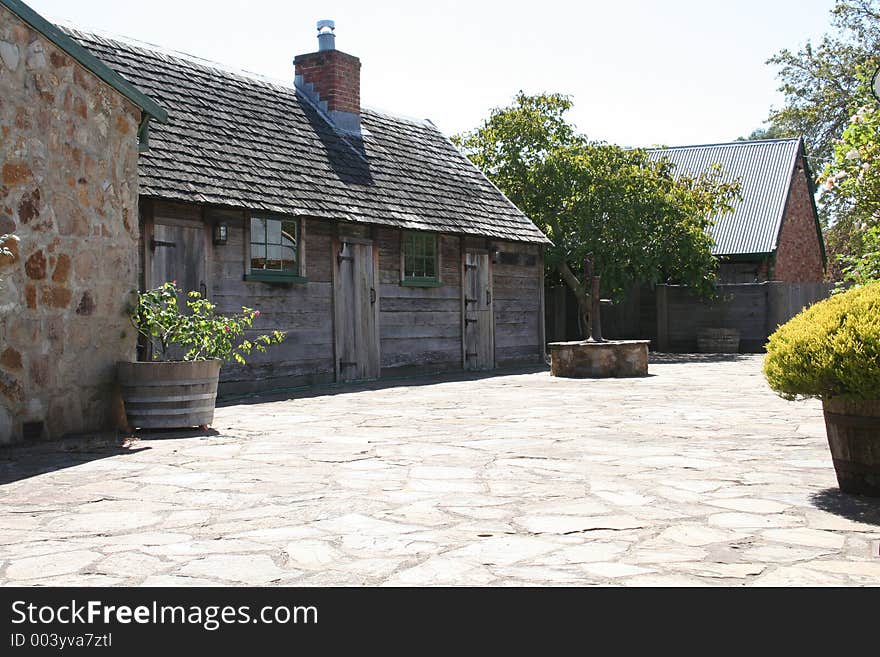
334,239,380,382
463,251,494,370
149,221,207,299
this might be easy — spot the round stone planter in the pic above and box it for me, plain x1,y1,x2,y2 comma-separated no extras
822,398,880,496
547,340,650,378
697,328,740,353
118,360,221,430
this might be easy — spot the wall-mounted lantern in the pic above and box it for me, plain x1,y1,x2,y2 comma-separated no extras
489,243,500,264
213,222,228,245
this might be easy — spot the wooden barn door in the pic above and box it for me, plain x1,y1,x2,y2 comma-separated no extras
334,238,380,382
463,250,494,371
149,221,207,299
146,218,208,360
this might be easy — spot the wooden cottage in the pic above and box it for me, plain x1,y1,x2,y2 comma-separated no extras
67,23,549,395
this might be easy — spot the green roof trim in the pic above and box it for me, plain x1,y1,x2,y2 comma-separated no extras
0,0,167,123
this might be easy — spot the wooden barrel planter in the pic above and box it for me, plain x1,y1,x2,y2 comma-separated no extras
697,328,740,353
118,360,221,430
822,398,880,496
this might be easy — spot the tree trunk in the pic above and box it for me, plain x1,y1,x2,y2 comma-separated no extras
556,259,591,339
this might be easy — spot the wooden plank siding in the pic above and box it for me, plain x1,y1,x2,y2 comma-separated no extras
378,229,464,376
206,210,336,395
492,243,544,366
140,202,545,395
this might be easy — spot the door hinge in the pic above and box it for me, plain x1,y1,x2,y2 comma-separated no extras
339,360,358,368
465,297,477,304
486,290,492,305
466,352,479,358
465,317,478,324
150,239,176,251
370,287,376,304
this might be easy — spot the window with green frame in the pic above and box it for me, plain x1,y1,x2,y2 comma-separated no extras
402,231,440,285
247,215,305,282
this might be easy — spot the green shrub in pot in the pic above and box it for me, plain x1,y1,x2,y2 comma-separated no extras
763,282,880,495
119,282,285,431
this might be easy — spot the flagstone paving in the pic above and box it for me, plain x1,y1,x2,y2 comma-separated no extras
1,354,879,586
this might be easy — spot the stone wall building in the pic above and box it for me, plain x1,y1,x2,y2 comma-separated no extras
0,0,165,443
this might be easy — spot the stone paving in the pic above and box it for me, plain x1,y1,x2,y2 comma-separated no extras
1,354,879,586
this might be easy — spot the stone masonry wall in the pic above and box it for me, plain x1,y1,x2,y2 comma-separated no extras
772,155,825,283
0,5,141,443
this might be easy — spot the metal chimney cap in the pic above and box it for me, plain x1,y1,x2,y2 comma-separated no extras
317,19,335,32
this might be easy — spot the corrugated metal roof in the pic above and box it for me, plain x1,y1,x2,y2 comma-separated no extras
648,138,801,256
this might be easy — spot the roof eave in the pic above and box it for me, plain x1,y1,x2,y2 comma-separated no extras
1,0,167,123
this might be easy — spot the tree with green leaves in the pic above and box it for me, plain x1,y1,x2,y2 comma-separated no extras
454,92,740,333
819,100,880,284
766,0,880,171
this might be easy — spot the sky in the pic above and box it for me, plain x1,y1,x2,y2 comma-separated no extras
27,0,838,146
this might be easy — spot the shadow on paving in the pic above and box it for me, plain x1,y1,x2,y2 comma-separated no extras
0,435,150,486
649,353,754,365
217,363,550,407
810,488,880,527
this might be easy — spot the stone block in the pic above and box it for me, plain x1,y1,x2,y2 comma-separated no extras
2,162,32,186
73,250,98,281
24,249,46,279
548,340,650,378
29,352,49,388
0,40,20,71
44,315,64,352
0,347,22,370
0,370,23,403
0,234,19,267
39,284,72,309
51,252,70,282
7,316,39,350
75,290,95,315
17,188,40,224
0,405,13,444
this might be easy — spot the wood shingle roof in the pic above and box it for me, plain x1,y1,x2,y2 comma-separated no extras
65,28,549,244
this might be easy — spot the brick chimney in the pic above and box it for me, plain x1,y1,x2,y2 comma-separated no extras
294,20,361,135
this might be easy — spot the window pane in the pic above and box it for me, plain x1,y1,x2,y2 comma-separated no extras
267,219,282,245
250,217,266,269
251,216,300,274
402,231,438,282
251,217,266,243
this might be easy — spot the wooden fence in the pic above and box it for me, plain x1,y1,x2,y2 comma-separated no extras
546,282,834,352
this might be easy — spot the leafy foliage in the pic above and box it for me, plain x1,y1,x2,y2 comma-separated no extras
836,226,880,289
453,92,740,323
132,282,285,364
764,282,880,400
819,101,880,267
766,0,880,171
735,125,793,142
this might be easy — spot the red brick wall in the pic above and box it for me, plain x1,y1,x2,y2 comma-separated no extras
772,155,824,282
294,50,360,114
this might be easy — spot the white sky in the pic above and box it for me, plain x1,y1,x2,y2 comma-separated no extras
28,0,836,146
